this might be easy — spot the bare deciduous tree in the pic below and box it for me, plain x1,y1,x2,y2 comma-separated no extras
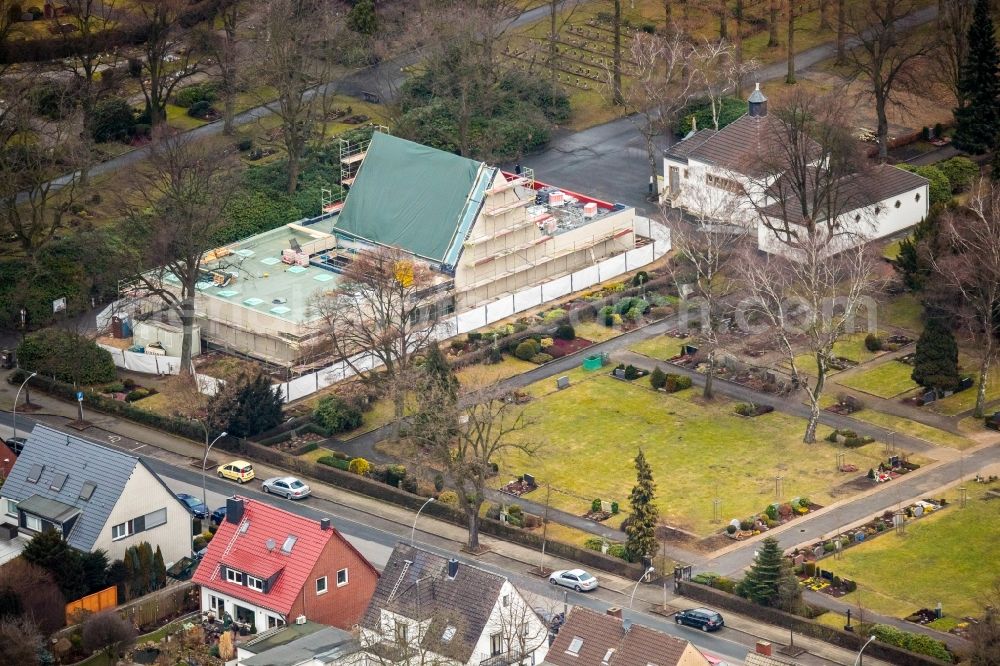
841,0,929,161
247,0,342,192
133,0,201,127
786,0,796,83
0,557,66,634
934,0,974,107
412,383,537,551
54,0,120,183
117,132,240,375
0,78,85,254
930,180,1000,418
768,0,781,47
969,579,1000,666
608,31,707,200
664,194,749,399
82,611,137,661
195,0,242,135
313,246,445,426
738,91,880,442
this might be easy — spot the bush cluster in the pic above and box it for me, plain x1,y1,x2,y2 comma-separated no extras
864,333,883,352
313,395,363,434
17,329,116,385
174,82,218,108
514,339,541,361
664,373,692,392
870,624,952,662
554,324,576,340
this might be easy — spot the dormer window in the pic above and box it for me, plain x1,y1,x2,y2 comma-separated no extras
246,575,264,591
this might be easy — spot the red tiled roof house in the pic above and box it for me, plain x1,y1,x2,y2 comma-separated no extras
193,497,378,632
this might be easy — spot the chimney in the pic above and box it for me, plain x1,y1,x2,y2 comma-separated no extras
320,518,331,531
226,497,245,525
755,641,772,657
606,607,622,619
447,558,459,579
747,82,768,118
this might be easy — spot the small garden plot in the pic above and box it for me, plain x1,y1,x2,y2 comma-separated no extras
499,373,885,537
838,359,921,399
825,485,999,621
928,362,1000,416
790,333,881,376
882,293,924,335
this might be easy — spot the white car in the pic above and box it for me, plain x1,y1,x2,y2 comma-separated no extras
262,476,311,500
549,569,599,592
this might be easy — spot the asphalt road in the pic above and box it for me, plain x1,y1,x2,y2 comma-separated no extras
1,410,866,666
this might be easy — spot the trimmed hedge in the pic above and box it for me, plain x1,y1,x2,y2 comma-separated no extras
17,329,117,385
677,581,953,665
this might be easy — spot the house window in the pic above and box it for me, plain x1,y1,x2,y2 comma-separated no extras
267,616,285,629
394,621,408,645
226,568,243,584
895,200,901,208
316,576,328,595
5,500,17,517
111,520,135,540
502,594,510,607
683,169,689,179
246,576,264,591
145,508,167,529
874,206,881,215
854,214,862,222
209,595,224,613
24,514,42,532
491,633,503,656
337,568,348,587
915,192,921,202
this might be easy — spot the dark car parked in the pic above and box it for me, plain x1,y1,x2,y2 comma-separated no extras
986,412,1000,431
674,608,725,632
4,436,27,456
176,493,210,520
211,506,227,525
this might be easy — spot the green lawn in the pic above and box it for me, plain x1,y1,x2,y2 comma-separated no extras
629,334,693,362
882,293,923,335
574,320,622,343
882,239,903,261
827,486,999,619
165,104,210,131
500,373,886,536
838,360,920,399
851,409,975,450
456,356,536,388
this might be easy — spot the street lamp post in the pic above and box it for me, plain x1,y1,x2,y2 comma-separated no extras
628,566,656,609
12,372,37,439
854,635,876,666
411,497,436,546
201,431,228,510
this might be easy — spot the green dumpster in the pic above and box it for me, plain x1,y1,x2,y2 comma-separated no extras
582,355,603,371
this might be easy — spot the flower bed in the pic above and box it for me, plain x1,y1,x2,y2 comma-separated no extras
500,476,537,497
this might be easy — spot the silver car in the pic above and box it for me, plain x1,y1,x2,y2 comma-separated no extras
549,569,599,592
262,476,311,500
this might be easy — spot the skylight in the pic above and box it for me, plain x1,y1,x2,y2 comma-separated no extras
282,535,297,554
602,648,615,664
240,520,250,533
27,464,44,484
50,472,68,492
79,481,97,501
566,637,583,655
442,625,457,642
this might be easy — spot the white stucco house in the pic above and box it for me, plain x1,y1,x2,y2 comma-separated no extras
359,544,550,666
663,83,929,257
0,425,192,567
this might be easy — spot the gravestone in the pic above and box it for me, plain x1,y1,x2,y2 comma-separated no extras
913,505,924,517
793,553,805,566
556,376,570,390
855,532,866,542
613,368,626,379
814,545,825,559
922,390,937,404
523,473,535,487
601,500,612,513
821,570,834,581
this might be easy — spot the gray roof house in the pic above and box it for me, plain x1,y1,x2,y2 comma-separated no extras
0,425,192,567
236,621,360,666
360,544,550,666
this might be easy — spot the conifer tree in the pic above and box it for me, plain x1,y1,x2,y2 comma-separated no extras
736,536,800,610
152,546,166,591
625,449,659,562
423,342,459,400
953,0,1000,154
912,317,961,391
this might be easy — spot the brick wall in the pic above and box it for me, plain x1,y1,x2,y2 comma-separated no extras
289,535,379,628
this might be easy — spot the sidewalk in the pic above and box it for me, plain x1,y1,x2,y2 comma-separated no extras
2,376,900,666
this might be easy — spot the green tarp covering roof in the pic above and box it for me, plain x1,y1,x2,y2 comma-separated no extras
334,133,489,264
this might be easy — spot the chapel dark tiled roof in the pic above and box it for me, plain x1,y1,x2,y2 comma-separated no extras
546,608,698,666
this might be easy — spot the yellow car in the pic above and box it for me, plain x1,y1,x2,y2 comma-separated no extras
217,460,255,484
